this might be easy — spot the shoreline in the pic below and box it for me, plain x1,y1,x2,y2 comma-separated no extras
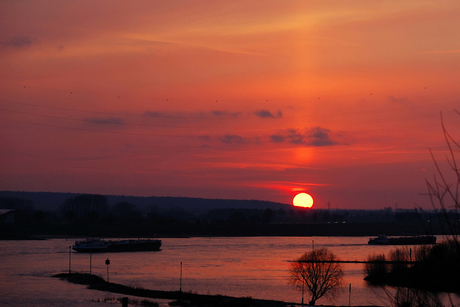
53,272,385,307
53,272,290,306
2,221,442,240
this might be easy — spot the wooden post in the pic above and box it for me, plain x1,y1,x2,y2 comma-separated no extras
348,283,351,307
301,282,304,306
180,262,182,292
68,246,71,274
105,258,110,282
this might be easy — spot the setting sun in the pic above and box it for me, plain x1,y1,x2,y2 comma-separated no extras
293,193,314,208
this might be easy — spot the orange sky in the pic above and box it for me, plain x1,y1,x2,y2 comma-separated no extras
1,1,460,209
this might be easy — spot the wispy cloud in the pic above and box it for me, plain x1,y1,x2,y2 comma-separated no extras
219,134,247,145
197,135,212,142
388,95,410,105
211,110,241,117
84,117,124,125
0,36,35,48
254,109,282,118
287,129,304,144
143,111,168,118
144,110,241,120
270,126,340,147
270,135,285,143
199,126,341,148
307,127,337,147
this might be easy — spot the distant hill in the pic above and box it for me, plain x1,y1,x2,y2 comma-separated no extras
0,191,291,213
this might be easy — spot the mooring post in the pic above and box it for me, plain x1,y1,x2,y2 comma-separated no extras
68,246,71,274
180,262,183,292
105,258,110,282
348,283,351,307
301,282,304,306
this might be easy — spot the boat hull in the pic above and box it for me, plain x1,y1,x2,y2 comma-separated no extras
368,235,436,245
72,239,162,253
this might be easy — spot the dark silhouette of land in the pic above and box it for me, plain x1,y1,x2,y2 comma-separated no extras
0,191,289,212
1,191,449,239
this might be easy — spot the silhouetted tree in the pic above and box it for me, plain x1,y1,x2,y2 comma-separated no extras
277,208,287,217
33,210,46,223
289,248,344,305
322,210,331,223
144,204,159,219
426,113,460,239
412,240,460,292
0,197,34,212
365,242,460,292
111,201,138,218
64,210,77,224
59,194,109,219
262,208,274,224
311,210,319,223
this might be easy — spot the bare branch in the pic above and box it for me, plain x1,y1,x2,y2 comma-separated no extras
289,248,343,305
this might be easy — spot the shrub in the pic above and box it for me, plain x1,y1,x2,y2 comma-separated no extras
364,253,388,283
389,247,410,275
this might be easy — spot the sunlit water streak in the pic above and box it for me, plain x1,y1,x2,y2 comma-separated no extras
0,236,457,306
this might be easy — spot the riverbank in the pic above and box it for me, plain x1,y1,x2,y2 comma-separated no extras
2,221,440,240
1,237,400,306
53,273,290,307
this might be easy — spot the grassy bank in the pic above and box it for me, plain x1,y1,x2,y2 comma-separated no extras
53,272,289,307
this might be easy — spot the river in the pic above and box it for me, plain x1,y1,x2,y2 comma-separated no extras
0,236,456,306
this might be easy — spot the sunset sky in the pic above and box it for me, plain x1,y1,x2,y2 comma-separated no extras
1,1,460,209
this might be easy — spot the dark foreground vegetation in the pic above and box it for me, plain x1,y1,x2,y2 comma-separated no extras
364,239,460,293
361,117,460,296
53,272,288,307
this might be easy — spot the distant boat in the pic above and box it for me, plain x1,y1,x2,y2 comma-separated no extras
72,238,161,253
368,235,436,245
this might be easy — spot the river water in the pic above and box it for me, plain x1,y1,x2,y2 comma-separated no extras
0,236,457,306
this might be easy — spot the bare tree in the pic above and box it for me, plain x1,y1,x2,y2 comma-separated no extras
417,112,460,306
289,248,344,305
425,113,460,240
